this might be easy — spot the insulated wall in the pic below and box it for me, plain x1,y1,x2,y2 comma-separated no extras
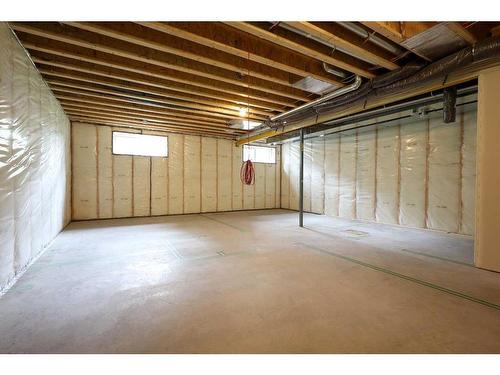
72,122,280,220
281,101,477,235
0,23,71,292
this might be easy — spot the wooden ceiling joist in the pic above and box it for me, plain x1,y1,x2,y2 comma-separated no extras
282,22,399,70
23,42,302,107
63,21,303,88
60,102,233,128
38,67,275,117
46,79,268,121
136,22,345,87
69,116,236,139
63,108,243,133
55,94,229,125
224,22,376,78
34,58,286,111
50,86,258,123
11,23,311,102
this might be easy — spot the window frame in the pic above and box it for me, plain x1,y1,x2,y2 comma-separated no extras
242,144,276,164
111,131,169,158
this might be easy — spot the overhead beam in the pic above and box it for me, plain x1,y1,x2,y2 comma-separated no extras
34,57,285,111
360,22,405,43
63,21,304,88
136,22,344,87
445,22,478,44
236,57,500,146
69,116,237,139
55,94,228,124
60,102,231,128
46,78,268,121
22,42,300,106
283,22,399,70
50,85,258,123
38,68,274,117
11,23,310,101
63,108,241,133
225,22,376,78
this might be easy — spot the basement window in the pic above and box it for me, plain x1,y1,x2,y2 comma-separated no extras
243,145,276,164
112,131,168,157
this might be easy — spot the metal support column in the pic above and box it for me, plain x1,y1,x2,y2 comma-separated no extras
299,128,304,227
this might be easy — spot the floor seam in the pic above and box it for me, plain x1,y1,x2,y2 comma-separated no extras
295,241,500,311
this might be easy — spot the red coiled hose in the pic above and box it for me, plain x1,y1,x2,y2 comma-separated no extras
240,160,255,185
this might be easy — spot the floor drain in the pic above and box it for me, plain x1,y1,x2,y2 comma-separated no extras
217,250,226,256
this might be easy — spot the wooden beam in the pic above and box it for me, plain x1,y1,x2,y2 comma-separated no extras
236,58,495,146
63,108,243,133
38,68,275,117
46,79,268,121
360,22,405,43
34,57,286,111
55,94,229,124
11,23,311,101
63,22,303,88
69,116,237,139
136,22,344,87
225,22,376,78
60,102,230,127
23,43,300,107
445,22,478,44
283,22,399,70
50,86,257,123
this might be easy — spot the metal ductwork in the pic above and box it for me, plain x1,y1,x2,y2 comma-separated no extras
269,75,362,124
337,22,405,56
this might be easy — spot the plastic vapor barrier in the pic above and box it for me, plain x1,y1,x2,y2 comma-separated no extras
0,23,70,292
339,130,357,219
427,116,461,232
399,119,427,228
71,123,279,220
217,139,232,212
356,128,376,221
280,143,290,209
375,123,400,224
280,98,477,236
324,135,340,216
461,110,477,235
168,133,183,215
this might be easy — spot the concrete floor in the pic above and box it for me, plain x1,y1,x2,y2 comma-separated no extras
0,209,499,353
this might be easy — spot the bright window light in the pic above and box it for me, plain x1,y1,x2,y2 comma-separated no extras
243,145,276,164
112,132,168,157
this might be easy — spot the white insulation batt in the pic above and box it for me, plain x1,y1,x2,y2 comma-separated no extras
0,23,71,292
72,122,280,220
281,102,477,236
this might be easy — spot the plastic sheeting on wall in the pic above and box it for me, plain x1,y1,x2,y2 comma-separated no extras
72,123,97,219
0,23,71,291
338,130,357,219
427,115,461,232
280,100,477,236
167,133,183,215
71,123,279,220
311,139,325,214
356,128,376,221
217,139,232,211
280,143,290,209
324,135,340,217
303,140,312,212
97,126,113,218
231,144,243,210
461,109,477,235
201,137,217,213
375,123,400,224
399,119,427,228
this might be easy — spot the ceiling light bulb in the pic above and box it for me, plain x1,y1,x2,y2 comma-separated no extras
239,107,249,117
